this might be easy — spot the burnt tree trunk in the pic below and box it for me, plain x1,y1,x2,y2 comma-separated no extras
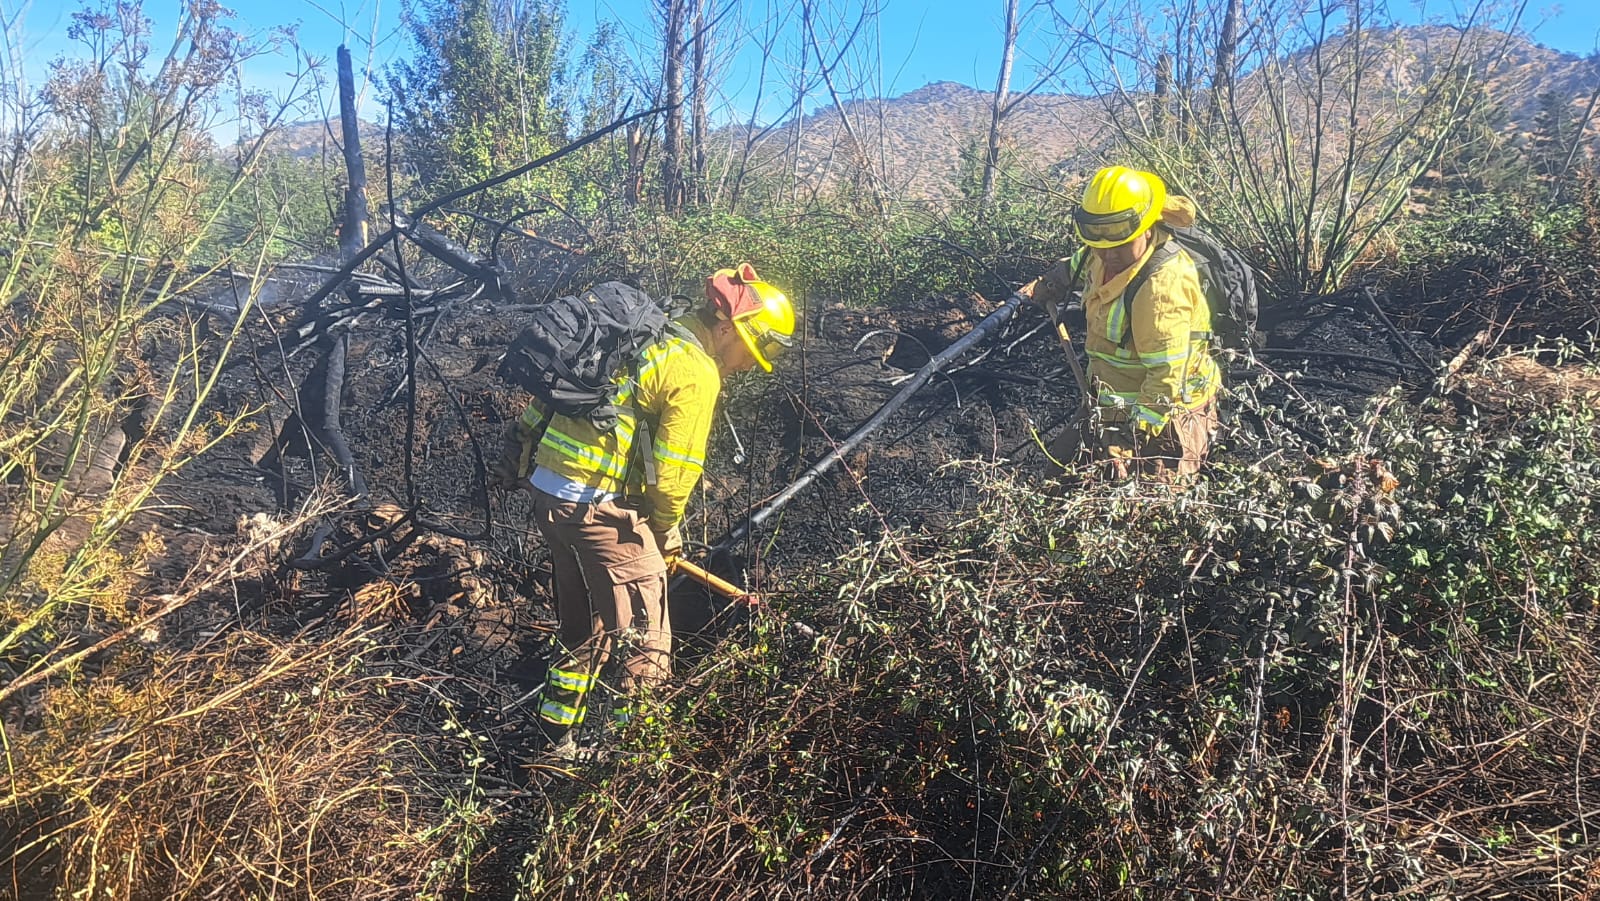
979,0,1020,215
259,45,371,501
337,45,371,257
1210,0,1240,127
661,0,688,212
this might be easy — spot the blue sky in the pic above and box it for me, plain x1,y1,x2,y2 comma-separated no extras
7,0,1598,131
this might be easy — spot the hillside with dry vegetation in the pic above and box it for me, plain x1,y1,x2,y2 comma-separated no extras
729,26,1599,205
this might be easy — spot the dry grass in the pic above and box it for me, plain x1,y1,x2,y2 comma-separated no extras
1,619,470,901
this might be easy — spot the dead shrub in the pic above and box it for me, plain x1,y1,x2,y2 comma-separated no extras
1,624,465,900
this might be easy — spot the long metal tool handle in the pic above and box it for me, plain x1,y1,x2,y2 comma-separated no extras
709,290,1032,554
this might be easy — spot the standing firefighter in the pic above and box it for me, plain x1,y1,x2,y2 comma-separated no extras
1024,166,1223,479
494,265,795,756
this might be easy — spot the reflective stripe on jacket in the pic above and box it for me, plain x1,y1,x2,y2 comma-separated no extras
1031,195,1220,436
518,319,721,532
1079,235,1220,435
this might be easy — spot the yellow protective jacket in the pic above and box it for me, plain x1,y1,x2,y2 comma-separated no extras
1032,196,1221,436
515,319,721,532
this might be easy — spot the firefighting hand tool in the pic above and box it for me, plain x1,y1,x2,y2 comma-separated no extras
670,557,758,607
1024,274,1094,407
723,408,748,465
1025,261,1115,462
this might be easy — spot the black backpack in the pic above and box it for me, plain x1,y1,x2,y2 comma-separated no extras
496,281,671,432
1117,226,1260,351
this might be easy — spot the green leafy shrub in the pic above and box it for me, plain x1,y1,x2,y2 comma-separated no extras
510,369,1600,898
1382,164,1600,343
583,187,1078,310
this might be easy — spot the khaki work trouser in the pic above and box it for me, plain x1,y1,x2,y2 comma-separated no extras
532,491,671,736
1047,400,1219,482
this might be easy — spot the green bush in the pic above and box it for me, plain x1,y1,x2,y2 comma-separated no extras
509,372,1600,898
582,186,1078,311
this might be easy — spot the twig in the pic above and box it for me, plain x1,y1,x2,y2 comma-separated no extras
1359,286,1434,373
290,105,666,316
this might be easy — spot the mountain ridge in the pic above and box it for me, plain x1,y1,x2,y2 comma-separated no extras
742,25,1599,201
257,26,1599,202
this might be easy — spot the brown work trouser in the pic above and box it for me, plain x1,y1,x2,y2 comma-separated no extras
1047,401,1219,482
532,491,671,732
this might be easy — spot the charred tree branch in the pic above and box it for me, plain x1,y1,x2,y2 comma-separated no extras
708,291,1031,555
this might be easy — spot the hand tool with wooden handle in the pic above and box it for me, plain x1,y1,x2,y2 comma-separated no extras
1022,273,1093,405
670,557,758,606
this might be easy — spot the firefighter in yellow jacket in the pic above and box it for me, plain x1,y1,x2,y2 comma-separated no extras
495,265,795,754
1025,166,1222,479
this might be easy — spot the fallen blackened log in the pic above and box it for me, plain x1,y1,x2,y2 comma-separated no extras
394,213,509,295
705,291,1031,559
290,104,664,316
1254,347,1415,378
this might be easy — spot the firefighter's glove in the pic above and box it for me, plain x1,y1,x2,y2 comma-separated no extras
489,418,537,492
653,523,683,566
1103,442,1134,481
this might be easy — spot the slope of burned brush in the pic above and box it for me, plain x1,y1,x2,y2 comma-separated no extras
8,177,1600,899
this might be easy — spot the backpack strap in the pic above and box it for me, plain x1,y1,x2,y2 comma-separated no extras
626,318,708,493
626,353,658,489
1169,229,1225,345
1117,240,1179,349
665,319,699,346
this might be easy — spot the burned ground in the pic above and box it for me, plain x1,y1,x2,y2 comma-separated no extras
10,244,1599,899
128,269,1454,722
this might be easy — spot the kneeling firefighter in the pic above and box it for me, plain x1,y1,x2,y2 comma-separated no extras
1023,166,1222,480
493,265,795,755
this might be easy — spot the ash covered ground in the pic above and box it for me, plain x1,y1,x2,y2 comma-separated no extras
135,274,1435,691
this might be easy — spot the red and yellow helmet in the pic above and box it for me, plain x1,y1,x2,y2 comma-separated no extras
705,263,796,372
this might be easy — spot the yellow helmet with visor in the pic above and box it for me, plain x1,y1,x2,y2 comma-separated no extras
1074,166,1168,248
731,280,795,372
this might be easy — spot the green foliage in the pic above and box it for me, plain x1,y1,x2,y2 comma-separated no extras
590,208,893,306
388,0,635,219
584,185,1078,311
389,0,571,214
0,0,302,668
207,148,340,263
506,375,1600,897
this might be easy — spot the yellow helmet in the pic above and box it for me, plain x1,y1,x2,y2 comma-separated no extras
732,280,795,372
706,264,795,372
1074,166,1167,248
